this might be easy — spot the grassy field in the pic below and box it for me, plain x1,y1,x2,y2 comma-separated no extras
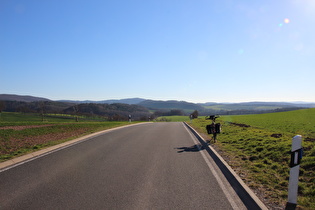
189,108,315,209
0,112,137,161
155,115,190,122
0,112,105,124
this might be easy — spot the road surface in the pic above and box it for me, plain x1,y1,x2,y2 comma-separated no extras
0,122,246,209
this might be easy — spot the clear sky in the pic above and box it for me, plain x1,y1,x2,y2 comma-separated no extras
1,0,314,103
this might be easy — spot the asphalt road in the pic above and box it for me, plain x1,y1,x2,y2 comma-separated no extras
0,122,246,209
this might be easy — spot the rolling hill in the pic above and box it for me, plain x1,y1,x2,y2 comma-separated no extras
1,94,315,115
138,100,204,111
0,94,51,102
58,98,146,105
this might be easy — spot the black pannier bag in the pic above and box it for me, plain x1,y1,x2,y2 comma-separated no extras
206,124,215,134
215,123,221,134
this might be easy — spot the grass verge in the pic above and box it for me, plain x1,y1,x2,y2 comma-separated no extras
155,115,190,122
188,108,315,209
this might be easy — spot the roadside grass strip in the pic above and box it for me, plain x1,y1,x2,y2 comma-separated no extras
189,108,315,209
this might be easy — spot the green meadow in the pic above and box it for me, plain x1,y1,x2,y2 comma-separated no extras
0,112,136,161
190,108,315,208
155,115,191,122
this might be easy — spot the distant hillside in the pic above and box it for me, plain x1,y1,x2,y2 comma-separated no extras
101,98,146,104
58,98,146,105
63,103,151,120
0,94,51,102
1,101,151,121
139,100,204,112
2,94,315,115
1,101,73,113
199,101,315,111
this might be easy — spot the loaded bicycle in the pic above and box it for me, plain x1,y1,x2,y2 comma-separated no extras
205,115,221,143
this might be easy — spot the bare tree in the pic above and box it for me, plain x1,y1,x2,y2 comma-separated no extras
190,110,199,119
0,101,5,119
38,101,47,122
73,105,79,122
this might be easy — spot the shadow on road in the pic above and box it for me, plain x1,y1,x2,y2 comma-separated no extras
175,144,206,153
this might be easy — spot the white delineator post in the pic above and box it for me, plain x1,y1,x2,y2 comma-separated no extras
286,135,303,210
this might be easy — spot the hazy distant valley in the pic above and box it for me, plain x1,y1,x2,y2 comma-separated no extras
1,94,315,120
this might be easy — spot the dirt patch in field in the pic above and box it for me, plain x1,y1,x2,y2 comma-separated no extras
305,137,315,142
0,128,89,155
271,133,282,138
228,122,251,128
0,124,55,131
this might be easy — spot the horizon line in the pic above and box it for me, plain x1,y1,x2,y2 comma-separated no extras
1,93,315,104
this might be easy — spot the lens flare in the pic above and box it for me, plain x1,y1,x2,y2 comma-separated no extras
278,18,290,27
238,49,244,55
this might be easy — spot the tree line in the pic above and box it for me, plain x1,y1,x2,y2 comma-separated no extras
0,100,304,121
0,100,153,121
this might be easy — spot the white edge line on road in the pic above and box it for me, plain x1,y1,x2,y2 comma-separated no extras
0,122,152,172
182,123,241,210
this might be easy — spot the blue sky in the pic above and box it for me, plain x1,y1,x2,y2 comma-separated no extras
1,0,314,103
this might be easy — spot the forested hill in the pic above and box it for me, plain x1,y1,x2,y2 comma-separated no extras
63,103,150,120
0,94,51,102
58,98,146,104
0,101,152,121
1,94,315,116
